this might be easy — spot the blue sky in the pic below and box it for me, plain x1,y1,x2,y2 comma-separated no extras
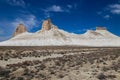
0,0,120,41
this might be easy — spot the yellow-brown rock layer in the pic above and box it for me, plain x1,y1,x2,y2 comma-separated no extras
13,24,27,37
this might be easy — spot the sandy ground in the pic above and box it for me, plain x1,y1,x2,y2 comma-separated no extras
0,54,62,67
0,51,93,67
0,47,120,80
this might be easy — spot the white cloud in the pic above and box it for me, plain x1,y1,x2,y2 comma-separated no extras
0,14,41,41
98,3,120,18
12,14,39,31
45,5,64,12
44,12,51,18
97,11,110,19
43,5,72,18
7,0,26,7
67,5,72,9
67,4,77,9
104,15,110,19
108,4,120,14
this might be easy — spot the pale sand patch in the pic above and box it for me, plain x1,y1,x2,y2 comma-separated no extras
0,54,63,67
0,51,94,67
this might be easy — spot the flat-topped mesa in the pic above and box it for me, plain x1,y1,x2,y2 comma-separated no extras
41,19,58,32
13,23,27,37
96,27,107,30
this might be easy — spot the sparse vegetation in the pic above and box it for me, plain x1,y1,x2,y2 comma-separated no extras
0,47,120,80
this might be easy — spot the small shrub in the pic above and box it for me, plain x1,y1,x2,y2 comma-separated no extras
97,73,106,80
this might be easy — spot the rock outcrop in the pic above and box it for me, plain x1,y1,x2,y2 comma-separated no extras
95,27,118,38
41,19,52,31
0,19,120,46
96,27,107,30
86,30,102,36
40,19,58,32
13,24,27,37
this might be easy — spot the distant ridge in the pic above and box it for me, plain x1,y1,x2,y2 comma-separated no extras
0,19,120,46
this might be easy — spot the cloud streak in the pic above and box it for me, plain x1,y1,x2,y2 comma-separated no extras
45,5,64,12
108,4,120,14
67,5,72,9
43,4,73,18
97,3,120,19
6,0,26,7
104,15,110,19
12,14,39,31
0,14,41,41
0,14,40,41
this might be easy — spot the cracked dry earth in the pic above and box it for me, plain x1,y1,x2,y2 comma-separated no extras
0,47,120,80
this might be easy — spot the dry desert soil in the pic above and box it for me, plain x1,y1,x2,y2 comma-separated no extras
0,46,120,80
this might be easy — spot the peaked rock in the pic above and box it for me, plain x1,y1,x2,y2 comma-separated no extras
41,19,51,31
13,24,27,37
40,19,58,32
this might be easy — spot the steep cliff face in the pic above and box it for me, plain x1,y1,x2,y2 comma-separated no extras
41,19,52,31
96,27,107,30
13,24,27,37
40,19,58,32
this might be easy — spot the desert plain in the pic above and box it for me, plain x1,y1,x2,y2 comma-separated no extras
0,46,120,80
